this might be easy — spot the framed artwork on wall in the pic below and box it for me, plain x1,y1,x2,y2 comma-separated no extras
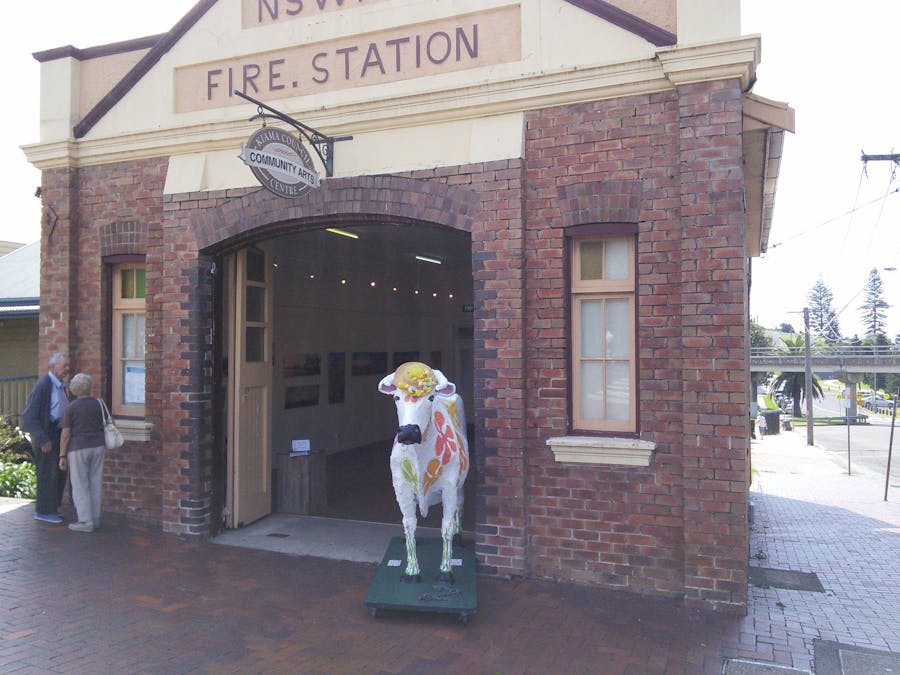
351,351,388,376
283,353,321,377
328,352,346,404
285,384,319,409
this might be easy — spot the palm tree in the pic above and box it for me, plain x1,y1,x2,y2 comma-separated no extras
770,335,824,417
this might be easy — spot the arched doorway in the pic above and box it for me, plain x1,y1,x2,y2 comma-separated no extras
195,175,482,535
217,221,474,530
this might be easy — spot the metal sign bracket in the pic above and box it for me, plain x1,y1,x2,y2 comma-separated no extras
235,91,352,178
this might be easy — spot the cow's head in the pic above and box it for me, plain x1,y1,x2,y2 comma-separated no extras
378,361,456,445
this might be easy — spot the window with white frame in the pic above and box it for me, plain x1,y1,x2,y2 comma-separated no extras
570,235,636,433
112,264,146,417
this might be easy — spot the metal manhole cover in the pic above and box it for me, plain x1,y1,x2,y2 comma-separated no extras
749,566,825,592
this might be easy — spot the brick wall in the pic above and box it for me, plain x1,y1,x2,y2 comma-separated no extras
520,81,749,611
40,159,168,525
676,80,749,613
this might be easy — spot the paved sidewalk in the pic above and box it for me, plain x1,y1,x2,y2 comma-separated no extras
743,428,900,672
0,429,897,673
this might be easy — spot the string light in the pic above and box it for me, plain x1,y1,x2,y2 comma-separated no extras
286,259,465,304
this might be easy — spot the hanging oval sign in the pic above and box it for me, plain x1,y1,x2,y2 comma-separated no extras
239,126,320,198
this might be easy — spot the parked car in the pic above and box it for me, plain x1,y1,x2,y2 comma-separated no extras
862,393,895,412
872,398,896,413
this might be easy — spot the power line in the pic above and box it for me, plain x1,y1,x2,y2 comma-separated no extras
840,165,866,251
769,188,900,250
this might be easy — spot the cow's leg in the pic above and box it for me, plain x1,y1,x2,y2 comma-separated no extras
453,484,465,548
401,515,421,582
391,464,421,583
437,488,459,582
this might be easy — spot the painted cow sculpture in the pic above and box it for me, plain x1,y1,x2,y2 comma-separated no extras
378,362,469,583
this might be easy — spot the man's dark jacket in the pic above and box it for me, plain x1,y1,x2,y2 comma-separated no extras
22,374,56,449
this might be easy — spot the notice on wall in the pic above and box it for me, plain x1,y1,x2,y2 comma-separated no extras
124,365,146,405
290,439,311,456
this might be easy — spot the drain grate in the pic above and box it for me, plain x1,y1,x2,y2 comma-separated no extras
266,532,290,538
749,566,824,592
814,639,900,675
722,658,809,674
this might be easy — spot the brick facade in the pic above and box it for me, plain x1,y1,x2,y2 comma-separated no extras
38,79,749,612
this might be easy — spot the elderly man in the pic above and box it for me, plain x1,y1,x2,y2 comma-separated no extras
22,352,72,524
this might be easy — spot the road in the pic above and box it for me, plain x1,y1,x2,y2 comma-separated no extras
803,391,900,489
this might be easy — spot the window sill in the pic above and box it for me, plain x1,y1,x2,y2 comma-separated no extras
546,436,655,466
116,418,154,443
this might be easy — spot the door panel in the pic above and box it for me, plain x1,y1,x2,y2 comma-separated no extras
227,245,273,527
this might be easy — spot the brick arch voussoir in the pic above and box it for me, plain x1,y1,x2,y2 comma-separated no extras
556,179,643,228
193,175,481,250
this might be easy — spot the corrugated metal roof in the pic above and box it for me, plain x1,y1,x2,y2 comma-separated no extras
0,241,39,301
0,304,39,317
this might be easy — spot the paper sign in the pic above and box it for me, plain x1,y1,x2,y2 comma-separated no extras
290,439,311,456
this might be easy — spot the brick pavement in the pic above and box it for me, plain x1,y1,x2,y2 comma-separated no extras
0,428,897,673
743,428,900,672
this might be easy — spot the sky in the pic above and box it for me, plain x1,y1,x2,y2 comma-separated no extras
1,1,899,339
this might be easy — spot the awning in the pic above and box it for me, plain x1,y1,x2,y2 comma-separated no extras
743,92,795,257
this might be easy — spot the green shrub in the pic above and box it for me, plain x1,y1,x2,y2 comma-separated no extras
0,417,36,499
0,453,36,498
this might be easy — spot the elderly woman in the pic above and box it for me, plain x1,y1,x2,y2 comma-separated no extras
58,373,107,532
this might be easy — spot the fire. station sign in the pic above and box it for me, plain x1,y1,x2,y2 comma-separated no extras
175,6,521,113
239,126,320,198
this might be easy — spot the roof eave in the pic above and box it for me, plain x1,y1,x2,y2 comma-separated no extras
743,93,795,258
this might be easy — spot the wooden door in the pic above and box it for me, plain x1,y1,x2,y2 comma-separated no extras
226,245,273,527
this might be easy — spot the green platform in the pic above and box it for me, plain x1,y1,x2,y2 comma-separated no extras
364,536,477,623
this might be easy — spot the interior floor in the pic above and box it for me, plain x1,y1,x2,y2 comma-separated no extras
322,454,477,532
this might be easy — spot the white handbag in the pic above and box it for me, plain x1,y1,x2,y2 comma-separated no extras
99,398,124,449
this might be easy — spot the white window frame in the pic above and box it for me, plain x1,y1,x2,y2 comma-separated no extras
111,263,146,418
570,236,637,434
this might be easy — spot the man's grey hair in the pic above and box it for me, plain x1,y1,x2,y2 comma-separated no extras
68,373,93,397
48,352,69,368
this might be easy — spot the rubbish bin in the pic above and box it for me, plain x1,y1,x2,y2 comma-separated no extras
762,410,781,435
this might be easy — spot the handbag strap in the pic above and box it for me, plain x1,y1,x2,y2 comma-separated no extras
97,398,112,424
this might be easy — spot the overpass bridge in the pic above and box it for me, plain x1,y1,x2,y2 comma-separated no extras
750,345,900,375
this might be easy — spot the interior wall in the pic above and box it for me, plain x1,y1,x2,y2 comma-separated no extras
269,226,474,458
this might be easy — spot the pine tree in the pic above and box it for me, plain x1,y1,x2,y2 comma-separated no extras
807,277,841,341
858,267,891,337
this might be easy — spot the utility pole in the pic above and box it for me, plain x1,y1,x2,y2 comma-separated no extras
804,308,814,446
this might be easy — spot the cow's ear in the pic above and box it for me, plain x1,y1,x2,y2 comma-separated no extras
432,369,456,397
435,382,456,397
378,374,397,394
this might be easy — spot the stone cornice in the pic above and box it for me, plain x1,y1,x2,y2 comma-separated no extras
656,35,759,89
23,37,760,171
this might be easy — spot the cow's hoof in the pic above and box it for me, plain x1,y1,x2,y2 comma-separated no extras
400,574,422,584
436,571,455,584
